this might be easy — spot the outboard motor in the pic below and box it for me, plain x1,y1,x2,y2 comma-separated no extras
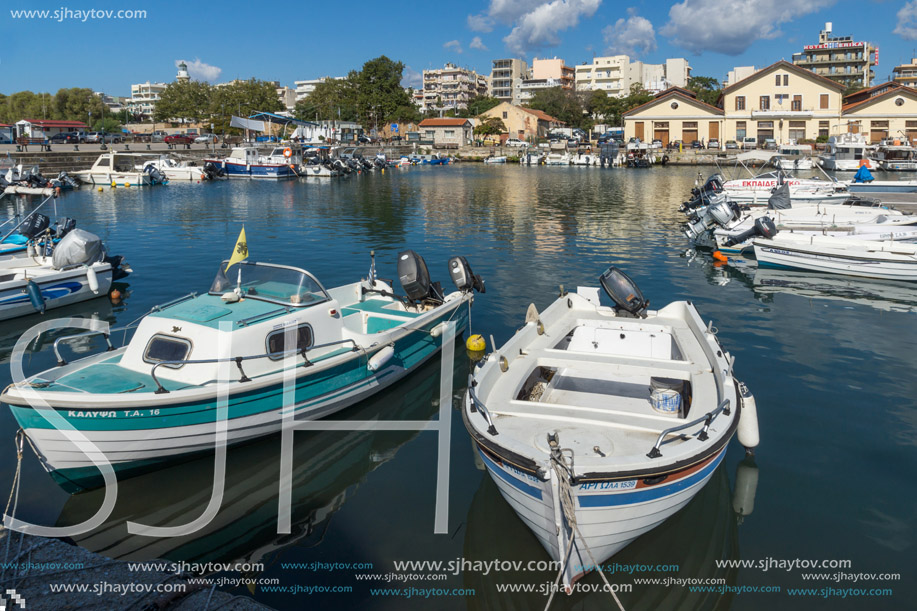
144,164,165,184
448,256,485,293
55,217,77,239
19,213,51,239
203,162,218,180
57,171,80,189
397,250,443,303
722,217,778,247
599,267,649,318
0,174,9,190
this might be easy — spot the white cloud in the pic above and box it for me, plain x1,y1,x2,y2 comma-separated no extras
660,0,835,55
470,36,488,51
444,39,464,54
401,66,422,88
467,14,494,32
603,11,656,57
894,1,917,39
503,0,602,55
175,58,222,82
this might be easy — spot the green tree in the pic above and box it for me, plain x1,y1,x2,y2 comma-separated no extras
621,84,654,113
155,80,213,123
353,56,414,130
462,95,502,118
210,78,283,121
474,116,506,136
92,117,123,132
52,88,105,123
293,78,355,122
526,87,585,128
686,76,721,106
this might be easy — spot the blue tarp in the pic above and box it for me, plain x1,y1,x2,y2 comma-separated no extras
853,166,874,183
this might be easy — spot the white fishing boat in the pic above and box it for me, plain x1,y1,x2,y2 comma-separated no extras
754,233,917,281
544,153,570,166
875,143,917,171
570,153,600,166
0,224,130,321
137,157,225,181
2,249,483,490
71,152,165,186
772,144,814,171
463,267,758,591
483,155,507,164
519,151,545,165
298,162,340,177
202,147,299,179
818,133,877,171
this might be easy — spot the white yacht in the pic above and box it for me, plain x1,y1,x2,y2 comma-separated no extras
818,133,877,171
772,144,814,171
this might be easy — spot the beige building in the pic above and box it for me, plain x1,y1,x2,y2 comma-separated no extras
892,58,917,88
792,22,877,88
842,82,917,144
490,58,528,102
531,58,574,88
718,60,846,144
417,118,474,147
128,81,168,120
478,102,563,141
421,64,488,113
575,56,691,96
622,88,723,145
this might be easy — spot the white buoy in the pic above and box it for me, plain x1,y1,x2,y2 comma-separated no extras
430,322,444,337
732,458,758,519
367,345,395,371
86,265,99,293
737,383,759,451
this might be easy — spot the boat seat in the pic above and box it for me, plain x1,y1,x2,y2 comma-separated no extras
340,299,420,319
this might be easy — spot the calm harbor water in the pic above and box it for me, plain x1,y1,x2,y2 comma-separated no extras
0,164,915,610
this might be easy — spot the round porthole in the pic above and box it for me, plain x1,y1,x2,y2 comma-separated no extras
671,101,679,109
896,97,905,106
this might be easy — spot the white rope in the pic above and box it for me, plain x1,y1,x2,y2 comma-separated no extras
544,444,625,611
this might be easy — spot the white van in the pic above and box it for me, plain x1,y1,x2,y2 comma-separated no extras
505,138,529,147
741,137,757,149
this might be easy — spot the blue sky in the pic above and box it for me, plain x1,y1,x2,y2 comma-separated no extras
2,0,917,96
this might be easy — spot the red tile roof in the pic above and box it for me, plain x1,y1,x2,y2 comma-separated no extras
842,83,917,112
719,60,846,96
623,88,724,117
519,107,563,124
21,119,89,128
418,118,471,127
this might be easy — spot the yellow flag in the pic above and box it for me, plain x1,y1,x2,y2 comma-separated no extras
225,227,248,272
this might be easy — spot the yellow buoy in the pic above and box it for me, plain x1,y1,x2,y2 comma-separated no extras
97,187,103,192
124,182,130,187
466,334,486,352
111,181,116,187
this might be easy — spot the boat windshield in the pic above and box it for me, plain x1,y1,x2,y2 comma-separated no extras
209,261,330,307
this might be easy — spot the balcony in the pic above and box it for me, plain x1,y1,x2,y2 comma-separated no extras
751,108,817,118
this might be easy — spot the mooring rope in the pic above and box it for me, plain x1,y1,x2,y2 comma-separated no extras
544,443,625,611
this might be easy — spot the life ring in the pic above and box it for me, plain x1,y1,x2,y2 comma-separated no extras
859,159,871,168
283,148,293,158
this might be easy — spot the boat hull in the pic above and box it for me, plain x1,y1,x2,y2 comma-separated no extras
73,172,152,186
754,239,917,281
0,263,113,321
203,159,297,179
9,300,469,490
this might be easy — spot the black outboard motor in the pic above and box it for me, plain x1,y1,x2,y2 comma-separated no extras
144,164,165,184
599,267,649,318
55,217,76,239
722,217,778,247
0,174,9,190
203,162,218,180
398,250,443,303
57,171,80,189
20,213,51,239
448,256,485,293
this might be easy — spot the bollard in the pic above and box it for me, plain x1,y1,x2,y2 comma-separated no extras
74,144,79,151
147,144,151,150
100,143,107,150
125,143,130,150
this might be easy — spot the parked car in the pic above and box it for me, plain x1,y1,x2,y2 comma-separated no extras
194,133,219,144
151,131,168,143
106,133,124,143
725,140,739,150
505,138,529,147
763,138,777,150
84,132,104,143
164,133,195,145
741,137,757,149
707,138,720,149
50,132,82,144
390,135,402,142
691,140,703,149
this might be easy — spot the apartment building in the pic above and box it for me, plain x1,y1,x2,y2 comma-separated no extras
892,58,917,88
421,64,488,113
792,22,877,88
293,77,346,102
724,66,756,89
575,56,691,97
490,58,528,102
128,81,168,120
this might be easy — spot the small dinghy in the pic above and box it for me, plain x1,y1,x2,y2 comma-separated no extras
463,267,758,591
3,250,483,490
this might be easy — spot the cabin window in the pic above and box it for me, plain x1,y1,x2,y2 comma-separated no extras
266,324,314,360
820,94,829,109
143,335,192,368
96,157,110,168
735,96,745,111
759,96,770,110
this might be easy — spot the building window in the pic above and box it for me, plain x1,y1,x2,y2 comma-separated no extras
783,75,788,86
775,74,781,86
760,96,770,110
736,121,747,140
682,122,698,128
735,96,745,110
820,94,829,109
819,120,830,138
788,120,806,141
502,111,508,119
792,95,802,112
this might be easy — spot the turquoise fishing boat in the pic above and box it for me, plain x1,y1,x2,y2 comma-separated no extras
2,250,484,490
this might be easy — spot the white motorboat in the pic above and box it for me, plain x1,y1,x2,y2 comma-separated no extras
544,153,570,166
299,162,340,177
570,153,599,166
463,268,758,591
719,169,848,204
875,144,917,171
519,151,545,165
483,156,507,164
0,224,130,321
137,157,225,181
72,152,165,186
772,144,814,171
754,232,917,281
818,133,877,171
203,147,299,179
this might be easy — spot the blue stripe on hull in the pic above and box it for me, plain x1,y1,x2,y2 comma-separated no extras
216,162,296,179
576,449,726,508
479,448,543,500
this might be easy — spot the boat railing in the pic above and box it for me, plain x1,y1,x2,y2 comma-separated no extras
51,292,200,365
646,398,731,459
148,338,361,394
467,376,498,435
